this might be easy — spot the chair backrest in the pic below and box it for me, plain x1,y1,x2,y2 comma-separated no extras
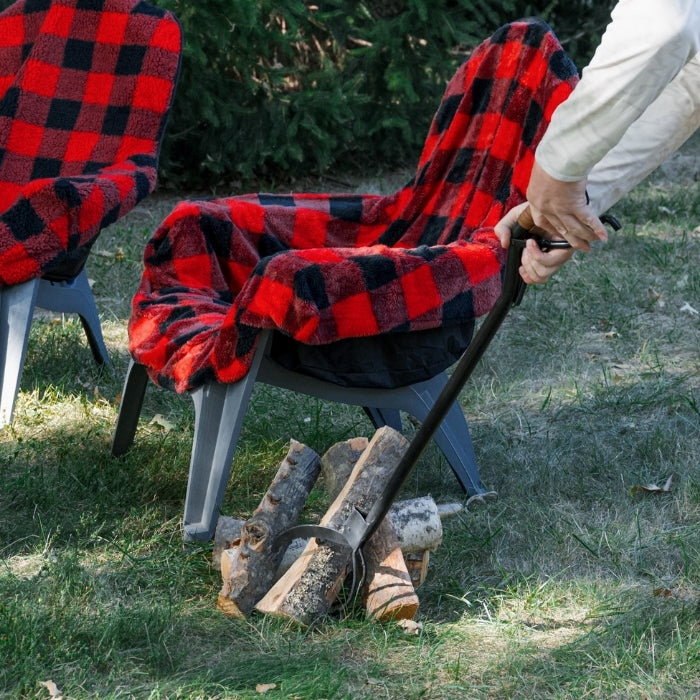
0,0,182,213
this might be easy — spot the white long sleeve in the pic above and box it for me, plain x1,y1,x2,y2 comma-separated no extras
586,54,700,214
536,0,700,183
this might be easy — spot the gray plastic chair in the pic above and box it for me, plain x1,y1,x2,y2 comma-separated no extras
111,329,494,542
0,270,109,428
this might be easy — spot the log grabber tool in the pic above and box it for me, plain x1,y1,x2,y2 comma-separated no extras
276,207,619,601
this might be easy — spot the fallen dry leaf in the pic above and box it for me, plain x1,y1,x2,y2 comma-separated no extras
92,248,125,261
256,683,277,694
631,475,673,496
39,680,62,698
652,585,697,603
653,587,674,598
396,619,423,635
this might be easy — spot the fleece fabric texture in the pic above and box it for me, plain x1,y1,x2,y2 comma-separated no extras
0,0,181,285
130,19,578,394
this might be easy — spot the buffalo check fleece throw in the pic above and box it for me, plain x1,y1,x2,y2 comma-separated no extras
130,19,578,393
0,0,181,285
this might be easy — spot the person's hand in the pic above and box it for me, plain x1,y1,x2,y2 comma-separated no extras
495,202,575,285
526,161,608,251
519,237,574,284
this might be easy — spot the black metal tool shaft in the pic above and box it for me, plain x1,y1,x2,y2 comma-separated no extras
354,211,565,548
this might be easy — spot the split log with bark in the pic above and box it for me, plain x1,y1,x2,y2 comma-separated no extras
217,440,321,617
321,436,419,621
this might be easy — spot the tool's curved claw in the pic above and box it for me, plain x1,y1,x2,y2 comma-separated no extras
465,490,498,509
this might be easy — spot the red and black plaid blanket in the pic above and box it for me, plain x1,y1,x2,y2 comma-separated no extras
130,19,578,393
0,0,181,285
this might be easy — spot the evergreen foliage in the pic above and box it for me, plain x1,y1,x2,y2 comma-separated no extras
151,1,616,189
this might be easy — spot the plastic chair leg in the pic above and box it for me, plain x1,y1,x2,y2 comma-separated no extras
183,333,270,542
36,270,110,365
399,374,487,496
112,362,261,541
0,279,40,429
111,359,150,457
0,271,109,429
363,406,403,432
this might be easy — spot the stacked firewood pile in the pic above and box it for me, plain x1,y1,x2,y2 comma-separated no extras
211,426,462,626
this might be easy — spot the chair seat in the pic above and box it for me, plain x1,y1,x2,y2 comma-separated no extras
126,20,578,396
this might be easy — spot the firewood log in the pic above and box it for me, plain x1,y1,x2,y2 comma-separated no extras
320,436,368,497
217,440,320,617
387,496,442,554
321,436,419,621
212,517,244,572
214,496,447,572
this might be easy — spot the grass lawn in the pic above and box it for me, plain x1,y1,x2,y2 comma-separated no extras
1,135,699,699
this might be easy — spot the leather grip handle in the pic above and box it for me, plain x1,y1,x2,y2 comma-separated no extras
516,206,549,237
